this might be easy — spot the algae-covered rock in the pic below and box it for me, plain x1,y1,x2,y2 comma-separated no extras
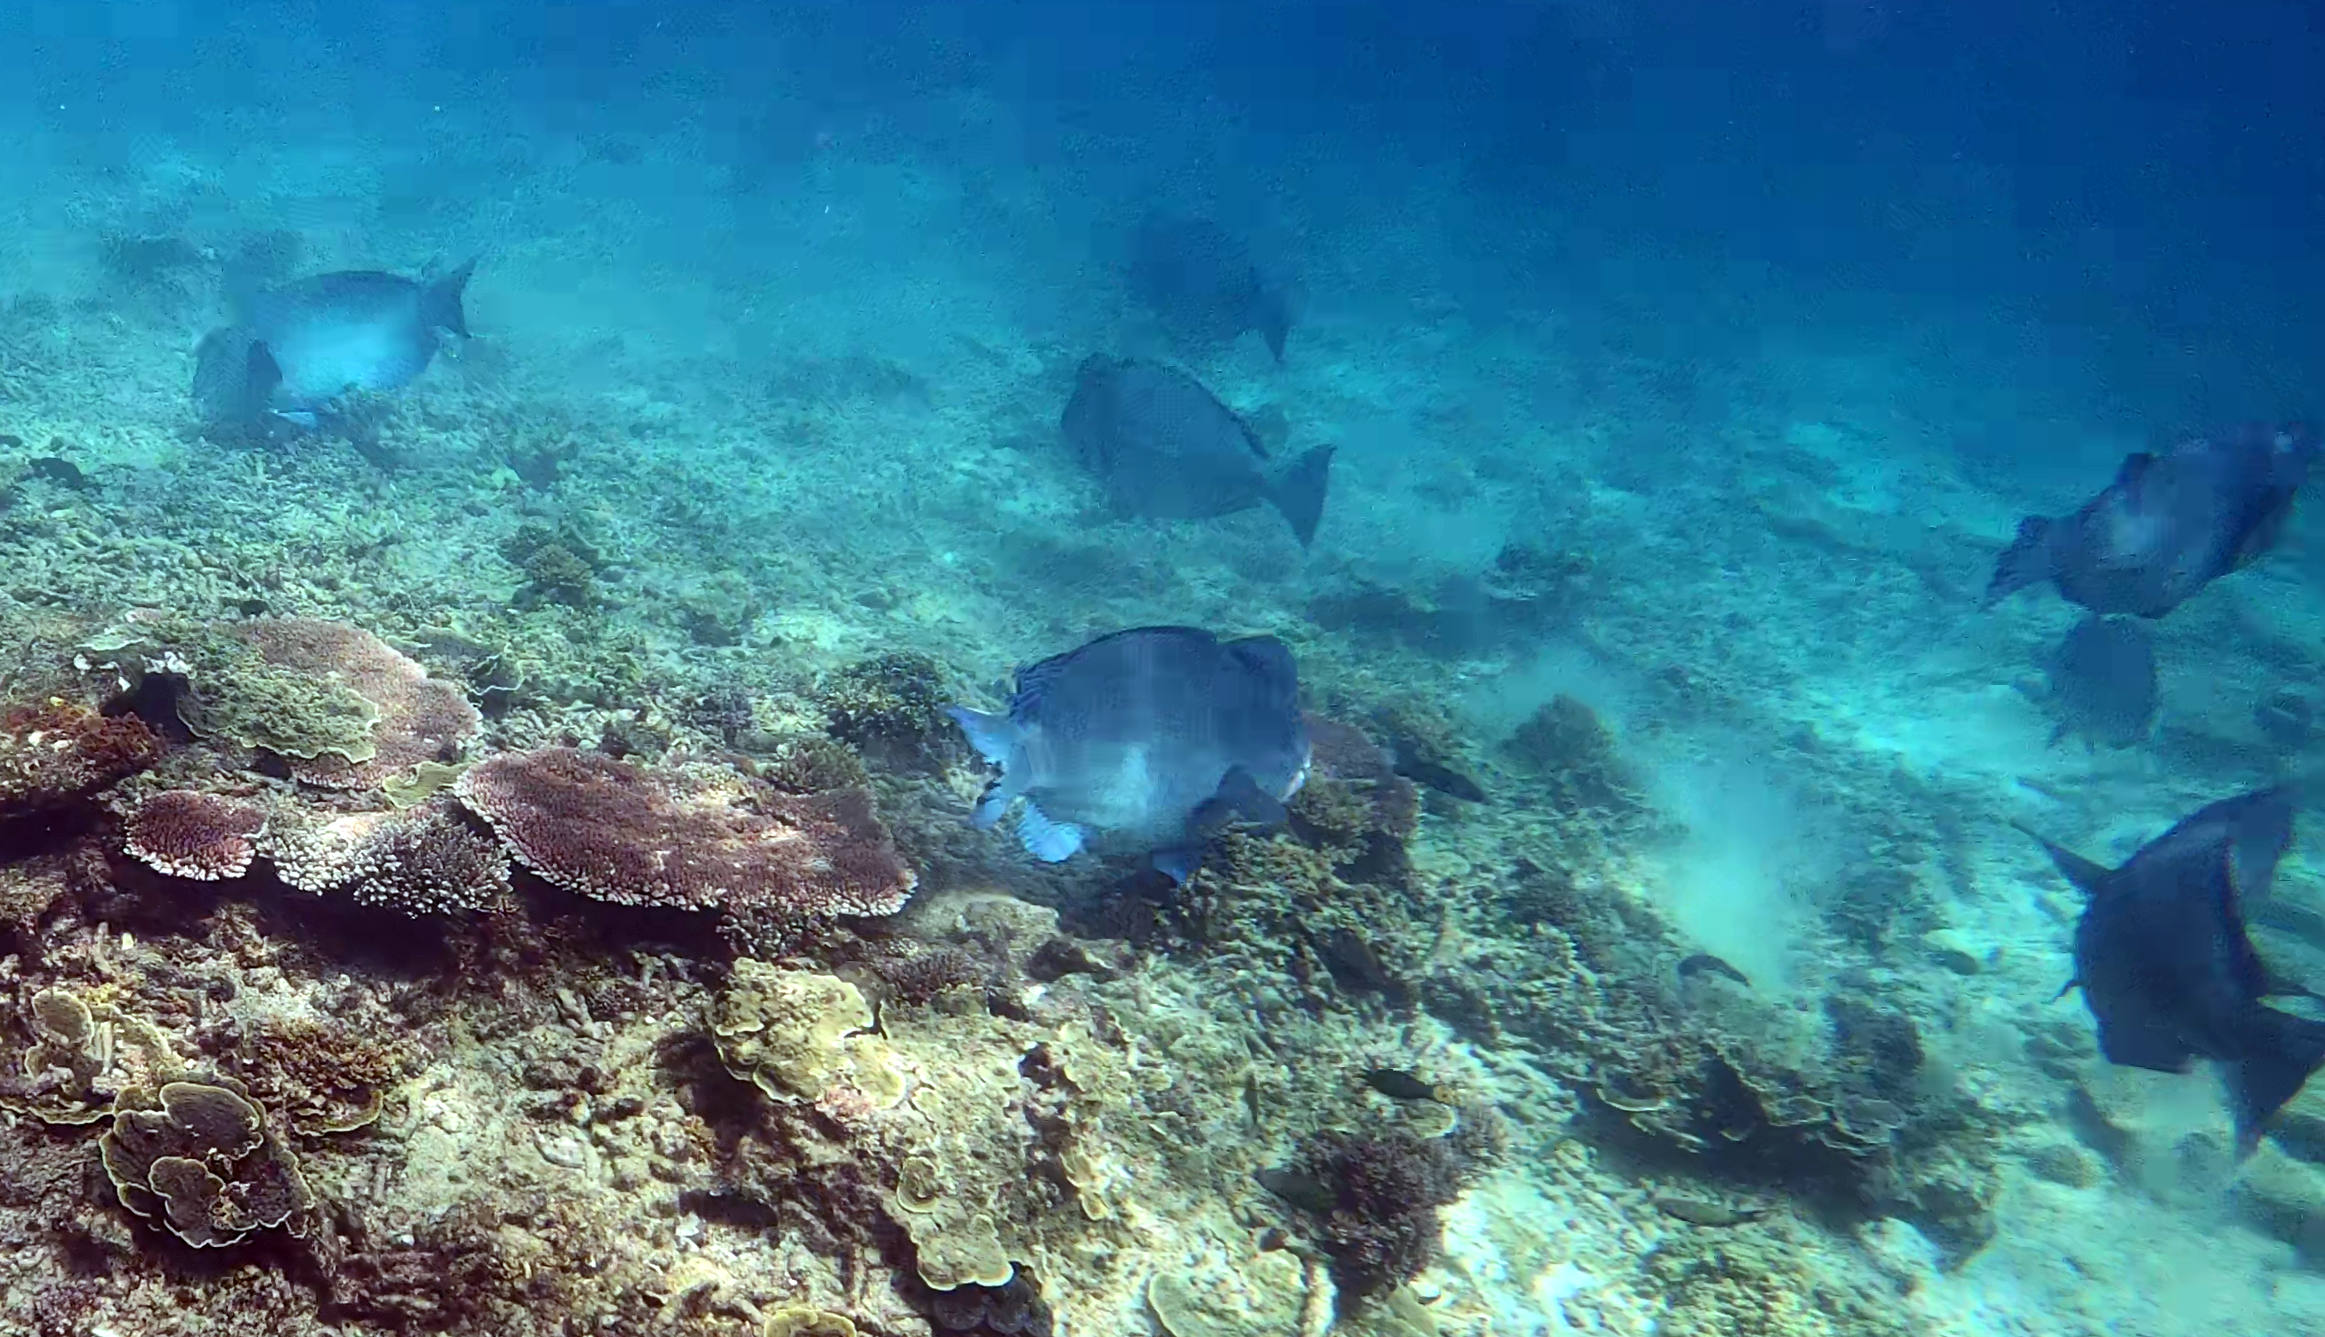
1146,1251,1307,1337
0,987,185,1126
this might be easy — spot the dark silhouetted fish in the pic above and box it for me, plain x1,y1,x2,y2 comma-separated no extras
2018,787,2325,1154
1984,423,2319,618
1129,214,1297,361
193,260,477,426
2041,614,2157,749
1062,355,1333,547
944,626,1312,883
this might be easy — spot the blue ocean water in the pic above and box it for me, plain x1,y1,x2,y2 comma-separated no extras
2,2,2325,1334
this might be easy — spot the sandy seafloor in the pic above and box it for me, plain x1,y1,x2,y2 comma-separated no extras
2,94,2325,1337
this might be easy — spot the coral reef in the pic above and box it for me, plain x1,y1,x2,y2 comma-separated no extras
454,746,915,918
83,616,477,792
817,651,958,768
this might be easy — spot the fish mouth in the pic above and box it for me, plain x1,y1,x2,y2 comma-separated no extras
1283,749,1314,800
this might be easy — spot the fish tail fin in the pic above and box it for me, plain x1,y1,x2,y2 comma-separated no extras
1016,803,1085,862
424,256,481,338
2229,1006,2325,1157
1255,285,1294,362
1984,516,2055,608
1268,445,1334,548
2011,823,2112,896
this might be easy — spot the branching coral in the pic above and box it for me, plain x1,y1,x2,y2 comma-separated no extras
122,791,266,881
265,800,512,916
455,747,915,918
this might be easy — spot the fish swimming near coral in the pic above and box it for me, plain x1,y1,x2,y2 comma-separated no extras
1983,423,2318,618
1129,213,1298,362
2018,787,2325,1154
944,626,1312,883
193,259,478,427
1062,354,1333,548
2039,614,2158,749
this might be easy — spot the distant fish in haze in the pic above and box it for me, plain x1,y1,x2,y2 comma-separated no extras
2039,614,2158,749
1983,423,2319,618
2018,787,2325,1154
193,260,478,427
1062,354,1333,547
943,626,1312,883
1129,214,1298,362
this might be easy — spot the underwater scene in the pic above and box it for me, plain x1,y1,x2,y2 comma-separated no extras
1,2,2323,1334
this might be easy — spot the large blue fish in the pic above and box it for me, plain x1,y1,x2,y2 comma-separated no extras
2020,788,2325,1155
944,626,1312,883
1984,423,2318,619
1062,355,1333,548
1129,214,1297,362
193,260,477,427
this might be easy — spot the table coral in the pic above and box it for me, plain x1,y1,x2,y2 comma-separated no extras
122,790,266,881
455,747,915,918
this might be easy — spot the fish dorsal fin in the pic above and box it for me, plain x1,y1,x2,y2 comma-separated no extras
2111,451,2158,490
2013,822,2112,896
1232,410,1270,460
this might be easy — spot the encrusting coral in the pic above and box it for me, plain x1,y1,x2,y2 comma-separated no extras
98,1073,316,1248
454,746,915,918
81,615,477,792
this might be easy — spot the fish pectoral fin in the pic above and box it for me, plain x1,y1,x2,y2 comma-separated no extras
1197,767,1289,831
1016,804,1085,863
1151,846,1204,884
2092,1004,2196,1073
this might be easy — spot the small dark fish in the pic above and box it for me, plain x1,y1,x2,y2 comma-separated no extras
1062,355,1333,547
2019,787,2325,1154
1677,953,1752,988
1318,927,1401,996
1653,1195,1767,1227
1393,752,1487,803
1255,1167,1339,1216
2041,615,2157,749
1360,1068,1447,1103
1984,423,2318,619
944,627,1312,883
194,260,478,426
1129,214,1297,362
